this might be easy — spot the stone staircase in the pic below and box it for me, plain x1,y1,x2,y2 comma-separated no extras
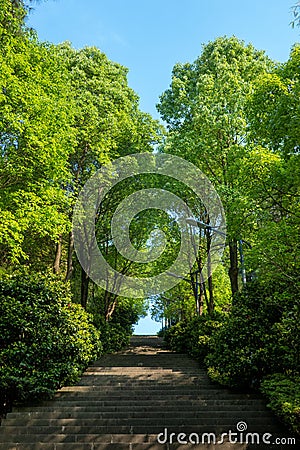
0,336,296,449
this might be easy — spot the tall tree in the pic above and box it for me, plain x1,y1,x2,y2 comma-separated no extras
245,45,300,285
157,36,272,295
0,9,75,269
55,44,162,307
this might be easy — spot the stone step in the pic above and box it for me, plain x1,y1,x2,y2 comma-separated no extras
0,438,289,449
0,336,294,449
0,423,282,436
57,385,234,393
7,410,274,420
0,443,248,450
0,416,281,425
13,400,268,413
52,390,262,398
54,386,259,400
0,434,153,444
85,368,206,371
76,379,212,384
14,398,267,411
0,433,292,450
0,432,251,445
52,396,263,403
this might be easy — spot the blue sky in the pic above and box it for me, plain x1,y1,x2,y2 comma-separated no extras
28,0,298,121
27,0,298,334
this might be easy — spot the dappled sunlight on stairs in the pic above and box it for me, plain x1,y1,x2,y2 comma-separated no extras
0,336,295,449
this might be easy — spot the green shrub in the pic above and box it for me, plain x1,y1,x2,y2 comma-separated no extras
164,312,225,361
206,281,299,388
270,303,300,374
89,301,141,353
0,274,102,408
99,322,131,353
261,374,300,435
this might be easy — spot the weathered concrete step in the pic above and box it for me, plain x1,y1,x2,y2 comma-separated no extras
88,370,203,374
77,379,210,385
0,337,290,449
88,359,201,364
77,380,210,384
22,400,266,410
0,438,289,450
0,436,291,450
85,372,206,376
92,356,198,359
85,368,202,373
14,399,267,412
59,384,230,391
0,419,282,432
12,406,269,415
76,382,214,387
54,389,238,397
50,396,264,404
76,379,211,384
7,410,274,420
53,390,262,399
91,363,197,368
3,432,286,448
89,358,201,362
3,417,277,430
0,443,248,450
81,372,207,376
0,434,157,444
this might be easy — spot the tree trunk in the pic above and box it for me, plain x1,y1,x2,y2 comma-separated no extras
65,231,74,282
105,296,117,322
199,281,205,315
53,234,62,274
228,240,239,295
206,231,214,314
207,274,214,314
81,267,89,309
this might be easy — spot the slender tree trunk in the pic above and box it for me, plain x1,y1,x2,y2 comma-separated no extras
207,275,214,314
103,291,118,322
202,278,211,313
81,267,89,309
199,281,205,315
206,230,214,313
228,240,239,295
105,295,117,322
53,234,62,274
195,253,204,315
65,231,74,282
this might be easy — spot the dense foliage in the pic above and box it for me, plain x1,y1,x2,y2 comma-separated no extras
261,374,300,434
158,35,300,434
206,282,300,387
164,281,300,434
0,274,102,409
158,36,273,297
1,0,299,435
163,312,225,361
0,0,155,416
89,298,148,353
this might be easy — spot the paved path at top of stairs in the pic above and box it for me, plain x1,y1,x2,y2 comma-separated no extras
0,335,296,450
